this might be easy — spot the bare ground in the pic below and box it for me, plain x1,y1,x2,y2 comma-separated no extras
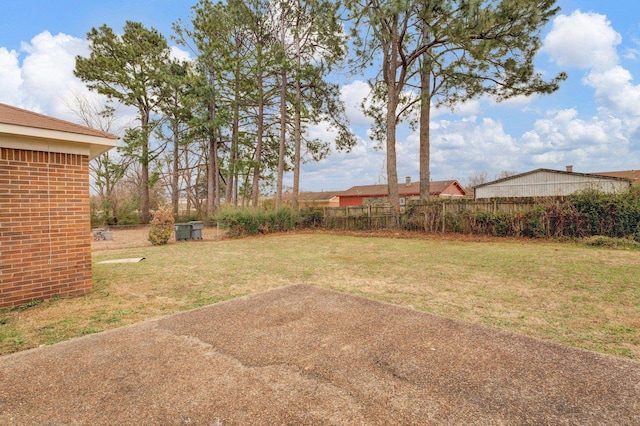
91,225,226,251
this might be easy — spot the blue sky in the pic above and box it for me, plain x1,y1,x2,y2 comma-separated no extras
1,0,640,191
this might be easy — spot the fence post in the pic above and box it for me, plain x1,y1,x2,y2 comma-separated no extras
442,201,446,233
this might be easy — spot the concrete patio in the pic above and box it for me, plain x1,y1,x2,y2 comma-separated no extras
1,284,638,424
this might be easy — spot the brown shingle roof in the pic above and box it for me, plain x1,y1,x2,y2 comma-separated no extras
282,191,339,202
340,180,466,197
0,103,118,140
298,191,340,202
591,170,640,186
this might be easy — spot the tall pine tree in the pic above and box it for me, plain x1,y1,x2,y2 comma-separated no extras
75,21,171,223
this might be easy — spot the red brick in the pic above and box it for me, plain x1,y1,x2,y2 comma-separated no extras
0,148,92,308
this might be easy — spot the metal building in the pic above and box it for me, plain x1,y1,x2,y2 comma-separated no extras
474,168,632,199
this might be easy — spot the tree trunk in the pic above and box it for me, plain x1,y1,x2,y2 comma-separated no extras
226,51,241,207
276,13,288,211
252,68,264,207
384,26,400,226
172,122,180,216
226,95,240,206
292,33,302,211
419,55,431,203
214,128,221,211
385,90,400,226
232,83,240,206
140,112,151,224
206,95,217,216
185,146,191,218
276,68,287,209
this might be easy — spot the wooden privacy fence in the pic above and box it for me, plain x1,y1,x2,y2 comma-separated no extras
407,199,543,234
319,199,569,237
322,205,397,230
406,200,561,236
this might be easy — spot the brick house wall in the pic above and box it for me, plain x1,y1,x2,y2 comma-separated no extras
339,195,365,207
0,148,91,308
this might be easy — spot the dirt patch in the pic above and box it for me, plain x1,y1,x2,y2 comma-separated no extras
91,225,225,251
90,226,553,252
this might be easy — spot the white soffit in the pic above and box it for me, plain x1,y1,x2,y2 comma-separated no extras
0,122,118,160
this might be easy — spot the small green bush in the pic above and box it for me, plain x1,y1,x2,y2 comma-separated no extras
523,205,547,238
213,207,298,237
148,207,175,245
298,209,324,228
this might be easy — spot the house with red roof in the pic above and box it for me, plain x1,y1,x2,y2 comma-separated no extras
338,178,467,207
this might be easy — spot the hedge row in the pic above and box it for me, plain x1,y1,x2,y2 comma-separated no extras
213,188,640,241
212,207,323,237
405,188,640,240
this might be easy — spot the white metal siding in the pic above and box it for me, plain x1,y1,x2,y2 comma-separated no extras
475,171,630,199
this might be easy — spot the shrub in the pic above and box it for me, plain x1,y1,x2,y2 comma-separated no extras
268,208,296,232
148,207,175,245
298,209,324,228
523,205,547,238
581,236,640,250
214,208,262,237
634,223,640,243
213,207,298,237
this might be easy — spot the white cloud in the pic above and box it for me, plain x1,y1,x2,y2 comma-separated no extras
0,47,23,105
340,79,373,128
530,109,609,146
543,11,621,70
522,10,640,174
583,66,640,121
499,93,539,108
531,151,565,165
300,133,385,190
0,31,192,126
0,31,96,123
520,108,629,172
169,45,192,62
431,98,482,117
427,117,519,179
19,31,90,120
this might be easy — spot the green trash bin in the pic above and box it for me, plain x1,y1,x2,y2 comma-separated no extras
175,223,192,241
189,221,204,240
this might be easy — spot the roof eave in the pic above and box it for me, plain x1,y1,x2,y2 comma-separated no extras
473,168,633,189
0,123,118,160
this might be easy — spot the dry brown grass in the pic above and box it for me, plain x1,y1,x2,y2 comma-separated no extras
2,229,639,360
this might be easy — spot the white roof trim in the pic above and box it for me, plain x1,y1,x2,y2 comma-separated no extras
0,123,118,160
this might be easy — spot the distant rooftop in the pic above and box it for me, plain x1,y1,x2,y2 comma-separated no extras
592,170,640,186
340,180,466,197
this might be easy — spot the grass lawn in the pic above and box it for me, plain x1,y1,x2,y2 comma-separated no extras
1,232,639,360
